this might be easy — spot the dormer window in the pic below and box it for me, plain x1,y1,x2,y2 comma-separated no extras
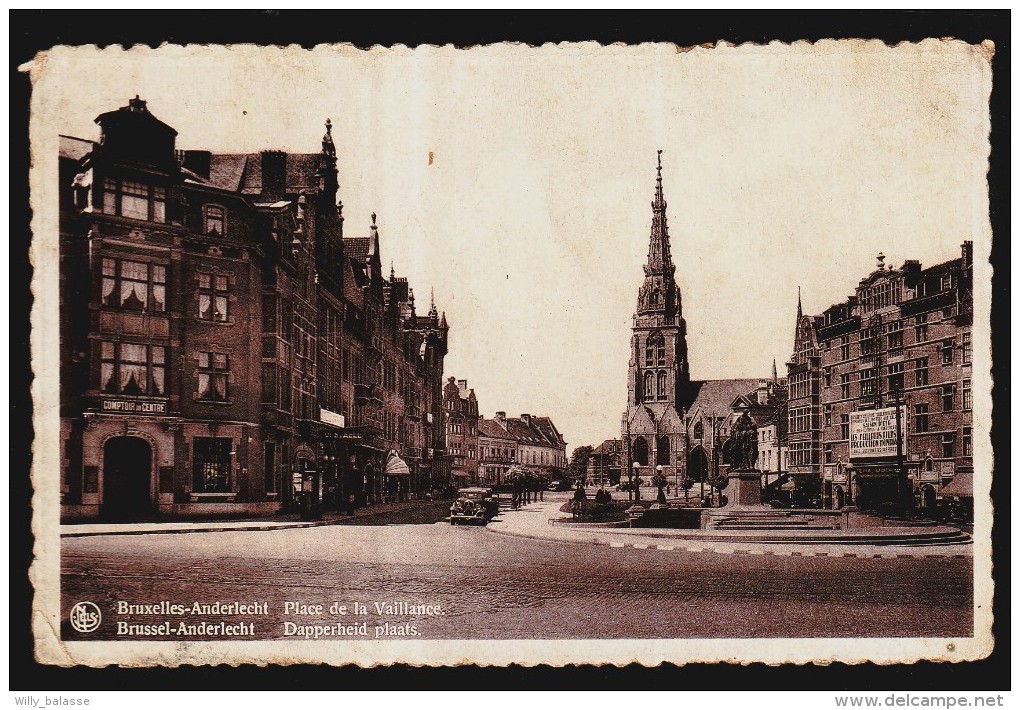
102,178,166,223
204,205,225,235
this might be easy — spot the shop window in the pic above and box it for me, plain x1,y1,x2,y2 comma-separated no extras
197,351,230,401
101,258,166,312
100,341,165,396
102,178,166,223
203,205,226,235
198,272,229,322
193,437,232,493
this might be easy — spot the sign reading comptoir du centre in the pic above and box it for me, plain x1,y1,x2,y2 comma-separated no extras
849,406,907,459
100,398,168,414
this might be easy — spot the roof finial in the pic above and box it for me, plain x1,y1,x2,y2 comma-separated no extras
876,252,886,270
428,288,438,319
325,118,332,136
390,260,395,280
772,357,778,383
371,211,377,227
796,286,803,320
657,149,663,176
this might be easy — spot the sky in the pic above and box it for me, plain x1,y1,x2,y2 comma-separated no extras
30,41,992,453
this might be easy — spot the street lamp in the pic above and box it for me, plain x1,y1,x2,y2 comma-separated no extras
632,461,640,502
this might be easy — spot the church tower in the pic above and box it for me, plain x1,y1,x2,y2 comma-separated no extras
622,152,690,473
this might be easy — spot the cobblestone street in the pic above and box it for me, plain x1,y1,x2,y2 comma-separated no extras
61,500,972,641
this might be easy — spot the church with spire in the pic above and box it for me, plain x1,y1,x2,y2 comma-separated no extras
622,152,786,489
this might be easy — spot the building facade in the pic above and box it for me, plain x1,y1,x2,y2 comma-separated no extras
59,97,449,521
791,246,974,510
444,377,479,485
477,416,516,486
621,153,781,492
587,439,623,487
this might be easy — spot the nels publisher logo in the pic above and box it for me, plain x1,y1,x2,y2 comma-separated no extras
69,602,102,633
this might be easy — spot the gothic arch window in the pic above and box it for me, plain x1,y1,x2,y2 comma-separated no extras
657,436,670,466
694,420,704,440
656,370,667,400
643,371,654,402
633,437,649,466
645,332,665,367
650,289,660,306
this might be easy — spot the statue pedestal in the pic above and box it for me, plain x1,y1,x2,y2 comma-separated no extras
725,469,763,508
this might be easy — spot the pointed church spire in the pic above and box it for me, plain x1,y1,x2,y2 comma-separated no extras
428,288,438,319
645,149,674,276
390,260,395,281
772,358,778,383
797,286,803,320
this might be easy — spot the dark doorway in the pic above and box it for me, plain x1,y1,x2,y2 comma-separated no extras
921,484,937,510
102,436,153,520
834,485,846,510
687,447,709,482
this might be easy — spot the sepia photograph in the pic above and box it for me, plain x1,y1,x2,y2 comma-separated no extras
20,22,1000,676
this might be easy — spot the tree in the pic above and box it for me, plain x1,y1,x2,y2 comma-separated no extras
568,445,593,484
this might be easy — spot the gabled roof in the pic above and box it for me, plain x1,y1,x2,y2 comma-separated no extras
592,439,622,456
59,135,93,161
681,379,763,419
344,236,372,262
530,416,566,447
477,418,513,440
206,154,249,192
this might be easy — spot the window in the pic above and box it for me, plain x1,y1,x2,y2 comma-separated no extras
962,332,971,365
840,336,851,362
203,205,225,235
939,339,955,366
840,373,851,400
887,320,904,350
860,327,879,356
198,351,229,401
101,258,166,312
100,341,166,396
103,178,166,223
645,333,665,367
941,433,955,459
656,371,667,400
193,437,232,493
693,421,703,440
840,414,850,441
824,444,833,465
942,384,955,411
823,404,832,427
914,404,929,434
823,368,832,388
198,272,229,322
962,427,972,456
790,406,812,434
914,357,929,387
887,362,904,392
914,314,928,343
643,371,654,402
962,379,972,410
941,274,952,291
860,368,878,397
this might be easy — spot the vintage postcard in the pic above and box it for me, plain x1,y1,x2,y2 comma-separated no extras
26,39,994,667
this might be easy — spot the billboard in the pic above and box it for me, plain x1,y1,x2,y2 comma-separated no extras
849,406,906,459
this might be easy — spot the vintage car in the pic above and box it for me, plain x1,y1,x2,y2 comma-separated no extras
450,487,499,525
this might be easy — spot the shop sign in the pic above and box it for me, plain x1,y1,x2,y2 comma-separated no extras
320,408,345,428
849,406,906,459
101,398,167,415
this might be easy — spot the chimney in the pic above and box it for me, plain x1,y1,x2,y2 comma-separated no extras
182,150,211,179
495,412,506,423
457,379,468,392
261,150,287,200
756,381,769,405
521,414,531,426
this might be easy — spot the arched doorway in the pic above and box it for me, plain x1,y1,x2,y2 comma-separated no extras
687,447,709,482
656,436,670,466
102,436,153,520
920,484,937,510
833,485,846,510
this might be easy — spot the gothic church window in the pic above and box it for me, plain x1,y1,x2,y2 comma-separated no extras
656,371,667,400
643,371,654,402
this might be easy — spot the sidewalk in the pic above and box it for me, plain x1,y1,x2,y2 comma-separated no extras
486,500,973,559
60,498,447,538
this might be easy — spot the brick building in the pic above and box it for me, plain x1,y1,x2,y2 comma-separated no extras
789,246,974,511
586,439,623,487
59,97,449,521
443,377,479,485
477,416,516,486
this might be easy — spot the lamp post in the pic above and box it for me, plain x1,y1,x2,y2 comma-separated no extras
632,461,640,502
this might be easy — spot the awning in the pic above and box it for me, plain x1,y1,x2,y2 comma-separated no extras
384,452,411,476
940,470,973,498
